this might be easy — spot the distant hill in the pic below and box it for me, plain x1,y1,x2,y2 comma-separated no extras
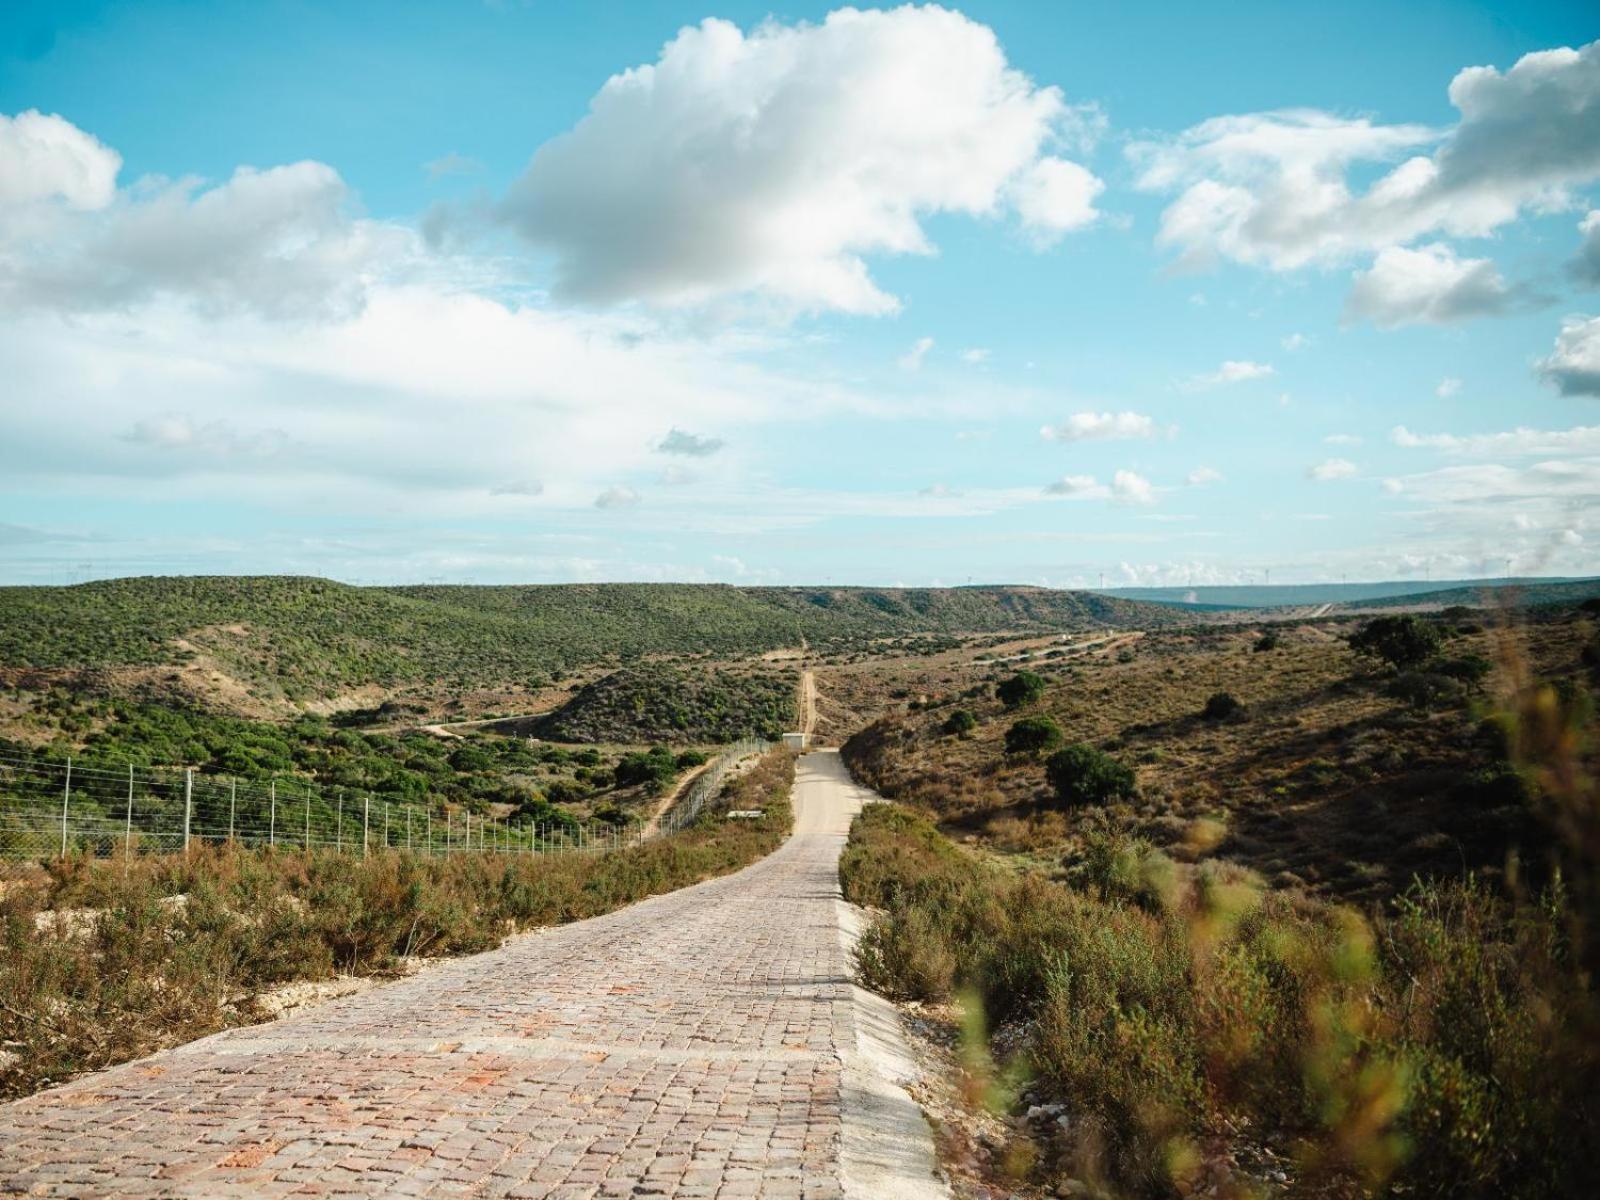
1343,578,1600,612
1105,576,1600,610
0,576,1184,710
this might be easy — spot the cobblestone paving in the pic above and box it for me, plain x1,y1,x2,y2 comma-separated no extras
0,751,889,1199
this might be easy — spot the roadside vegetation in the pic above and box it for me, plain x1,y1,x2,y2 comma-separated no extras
0,747,795,1101
839,604,1600,1196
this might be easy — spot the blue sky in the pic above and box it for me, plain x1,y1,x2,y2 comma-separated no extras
1,0,1597,586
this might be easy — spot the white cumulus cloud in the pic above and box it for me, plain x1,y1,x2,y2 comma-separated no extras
1538,315,1600,397
0,109,120,211
1343,243,1514,327
1111,469,1155,505
1130,40,1600,271
497,6,1103,314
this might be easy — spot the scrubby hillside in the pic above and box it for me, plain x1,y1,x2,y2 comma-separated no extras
0,576,1184,713
841,607,1598,904
535,664,797,743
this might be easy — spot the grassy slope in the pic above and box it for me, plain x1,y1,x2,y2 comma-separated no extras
0,577,1183,706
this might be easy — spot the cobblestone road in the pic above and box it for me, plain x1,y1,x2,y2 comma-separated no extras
0,751,937,1199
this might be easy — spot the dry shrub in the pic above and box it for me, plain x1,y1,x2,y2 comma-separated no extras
840,803,1599,1198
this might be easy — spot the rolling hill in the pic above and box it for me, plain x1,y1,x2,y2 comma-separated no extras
0,576,1185,712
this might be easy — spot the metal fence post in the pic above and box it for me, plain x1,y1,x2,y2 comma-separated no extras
336,789,343,852
60,756,72,859
362,796,370,859
304,788,310,850
269,781,277,848
383,802,389,851
183,768,193,854
124,762,134,858
406,805,412,852
229,779,237,841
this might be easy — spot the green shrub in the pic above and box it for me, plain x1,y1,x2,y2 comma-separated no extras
1201,691,1243,720
1005,715,1063,756
942,708,978,736
996,671,1048,710
1350,614,1444,670
1045,744,1136,808
1387,670,1465,710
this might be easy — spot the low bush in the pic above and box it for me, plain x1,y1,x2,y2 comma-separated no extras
1044,744,1137,809
1387,670,1465,710
1005,715,1063,756
997,671,1048,710
840,805,1600,1199
1350,614,1444,670
942,709,978,737
1201,691,1243,721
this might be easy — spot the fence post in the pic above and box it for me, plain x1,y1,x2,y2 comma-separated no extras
183,768,193,854
269,781,277,848
465,810,471,853
362,796,370,859
304,788,310,850
406,805,412,852
229,779,237,841
125,762,134,859
336,789,343,852
384,803,390,851
60,756,72,859
427,807,433,855
446,809,451,854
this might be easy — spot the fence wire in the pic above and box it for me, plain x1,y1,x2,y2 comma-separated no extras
0,750,656,866
656,739,772,834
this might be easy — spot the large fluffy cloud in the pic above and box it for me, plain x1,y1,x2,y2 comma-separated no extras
0,112,403,319
0,109,120,210
498,5,1102,313
1343,243,1514,327
1538,315,1600,397
1130,40,1600,270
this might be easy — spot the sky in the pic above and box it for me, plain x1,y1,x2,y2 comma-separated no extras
1,0,1598,588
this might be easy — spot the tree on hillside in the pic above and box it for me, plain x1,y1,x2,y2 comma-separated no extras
1045,744,1136,808
1349,614,1443,670
996,671,1047,710
1005,715,1063,756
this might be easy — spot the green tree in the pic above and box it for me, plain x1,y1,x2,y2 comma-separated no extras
1045,744,1136,808
996,671,1047,710
1349,614,1443,670
1005,715,1063,756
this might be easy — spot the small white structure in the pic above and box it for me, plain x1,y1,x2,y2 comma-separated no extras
782,732,809,751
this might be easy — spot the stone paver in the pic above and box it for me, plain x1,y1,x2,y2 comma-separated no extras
0,751,919,1199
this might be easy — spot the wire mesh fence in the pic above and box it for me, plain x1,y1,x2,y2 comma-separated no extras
0,750,656,867
656,739,772,834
